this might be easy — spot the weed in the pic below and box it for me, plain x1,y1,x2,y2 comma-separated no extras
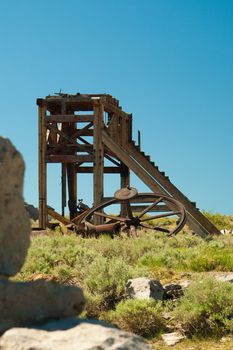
173,277,233,337
103,299,166,337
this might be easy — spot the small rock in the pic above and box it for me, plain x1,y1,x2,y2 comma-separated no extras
0,279,85,334
220,229,233,235
215,273,233,283
162,332,185,346
220,335,233,342
164,284,183,299
0,317,152,350
126,277,165,300
0,137,30,276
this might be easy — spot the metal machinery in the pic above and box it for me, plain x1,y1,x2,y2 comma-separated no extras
37,92,220,237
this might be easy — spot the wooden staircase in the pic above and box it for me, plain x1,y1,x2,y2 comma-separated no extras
102,130,220,238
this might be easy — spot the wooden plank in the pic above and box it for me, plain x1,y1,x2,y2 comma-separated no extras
93,101,104,224
65,102,78,220
120,162,130,217
46,114,94,123
48,144,93,153
75,129,93,136
76,166,121,173
38,101,47,229
67,163,77,219
46,154,94,163
61,163,66,216
47,207,71,225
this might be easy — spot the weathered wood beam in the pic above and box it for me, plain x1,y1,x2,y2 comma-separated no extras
38,100,47,229
46,155,94,163
120,162,130,217
48,144,93,153
93,101,104,224
46,114,94,123
76,166,121,173
47,206,71,225
75,129,93,136
61,164,66,216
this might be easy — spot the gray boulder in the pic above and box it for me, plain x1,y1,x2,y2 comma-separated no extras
0,279,85,334
0,137,30,276
0,317,152,350
126,277,165,300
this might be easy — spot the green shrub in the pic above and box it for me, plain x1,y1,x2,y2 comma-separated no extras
82,292,104,319
84,256,132,312
103,299,166,338
138,239,233,273
203,212,233,230
173,277,233,337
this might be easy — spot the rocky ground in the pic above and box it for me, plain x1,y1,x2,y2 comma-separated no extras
1,136,233,349
0,137,150,349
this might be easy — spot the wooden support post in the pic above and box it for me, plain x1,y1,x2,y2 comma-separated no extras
67,163,77,219
38,99,47,229
120,162,130,217
93,100,104,224
64,102,77,220
61,163,66,216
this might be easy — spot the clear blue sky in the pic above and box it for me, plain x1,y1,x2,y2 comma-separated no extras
0,0,232,214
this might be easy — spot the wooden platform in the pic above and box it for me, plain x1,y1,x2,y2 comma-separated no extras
37,92,220,237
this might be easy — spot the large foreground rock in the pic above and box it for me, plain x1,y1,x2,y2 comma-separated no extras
0,137,30,276
126,277,165,300
0,317,151,350
0,279,85,334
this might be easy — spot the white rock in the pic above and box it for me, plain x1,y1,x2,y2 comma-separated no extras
220,229,233,235
162,332,185,346
126,277,165,300
215,273,233,283
0,318,152,350
0,137,30,276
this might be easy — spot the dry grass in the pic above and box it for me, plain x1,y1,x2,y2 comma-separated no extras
150,337,233,350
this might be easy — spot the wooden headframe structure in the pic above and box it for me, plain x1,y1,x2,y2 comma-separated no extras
37,93,220,237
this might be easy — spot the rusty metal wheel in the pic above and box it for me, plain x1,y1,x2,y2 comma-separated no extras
82,187,186,237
